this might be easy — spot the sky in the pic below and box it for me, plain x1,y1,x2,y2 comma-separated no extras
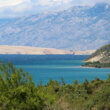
0,0,110,18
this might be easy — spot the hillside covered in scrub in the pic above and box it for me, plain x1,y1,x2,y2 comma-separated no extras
83,44,110,68
0,62,110,110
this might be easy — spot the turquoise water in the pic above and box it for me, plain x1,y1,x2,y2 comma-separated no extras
0,55,110,85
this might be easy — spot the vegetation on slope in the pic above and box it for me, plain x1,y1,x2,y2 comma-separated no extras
86,44,110,62
83,44,110,68
0,62,110,110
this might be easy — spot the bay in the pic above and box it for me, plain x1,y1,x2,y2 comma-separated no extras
0,55,110,85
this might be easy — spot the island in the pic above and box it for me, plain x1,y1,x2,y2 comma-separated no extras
0,45,72,55
0,45,96,55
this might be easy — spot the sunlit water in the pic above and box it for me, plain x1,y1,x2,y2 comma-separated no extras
0,55,110,85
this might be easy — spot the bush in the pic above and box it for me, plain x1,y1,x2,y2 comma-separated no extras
0,62,44,110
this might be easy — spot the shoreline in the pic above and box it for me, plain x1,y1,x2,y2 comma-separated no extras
0,54,73,55
0,54,89,56
81,65,110,69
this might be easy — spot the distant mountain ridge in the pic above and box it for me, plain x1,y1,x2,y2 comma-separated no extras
0,3,110,50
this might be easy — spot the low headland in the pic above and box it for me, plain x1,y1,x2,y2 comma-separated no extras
0,45,95,55
0,45,72,55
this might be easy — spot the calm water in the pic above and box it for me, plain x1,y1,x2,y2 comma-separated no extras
0,55,110,85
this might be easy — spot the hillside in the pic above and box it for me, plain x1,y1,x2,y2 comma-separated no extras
83,44,110,68
73,50,96,55
0,45,72,55
0,3,110,50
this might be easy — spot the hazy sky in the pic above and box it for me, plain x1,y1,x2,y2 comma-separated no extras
0,0,110,18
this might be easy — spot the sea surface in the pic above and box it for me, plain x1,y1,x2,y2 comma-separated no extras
0,55,110,85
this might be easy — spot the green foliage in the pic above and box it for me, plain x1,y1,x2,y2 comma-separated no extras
0,62,44,110
0,62,110,110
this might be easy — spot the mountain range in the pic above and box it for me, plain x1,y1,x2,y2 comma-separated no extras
0,3,110,50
